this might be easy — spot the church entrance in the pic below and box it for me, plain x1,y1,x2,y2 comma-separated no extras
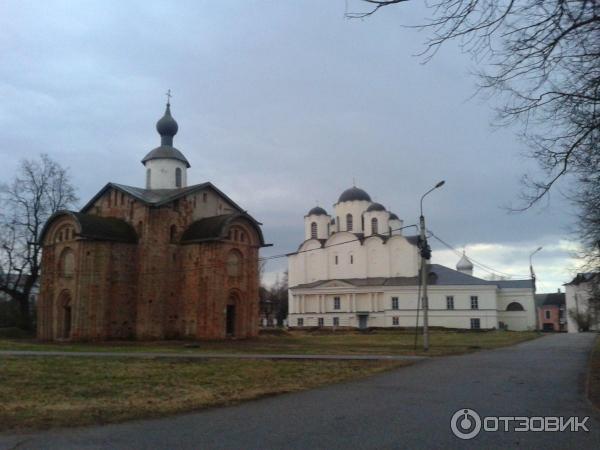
357,314,368,330
59,290,72,339
63,305,72,338
226,305,236,336
226,292,238,337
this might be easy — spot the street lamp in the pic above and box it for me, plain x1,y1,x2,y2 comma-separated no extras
529,246,543,288
419,180,445,352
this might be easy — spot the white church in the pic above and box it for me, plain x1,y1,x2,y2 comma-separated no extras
287,186,537,331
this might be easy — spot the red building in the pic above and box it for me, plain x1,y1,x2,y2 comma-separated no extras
37,103,266,341
536,292,566,332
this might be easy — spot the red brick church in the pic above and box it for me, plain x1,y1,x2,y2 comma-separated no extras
37,101,266,341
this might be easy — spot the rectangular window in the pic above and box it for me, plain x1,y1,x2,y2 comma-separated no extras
335,255,338,265
392,316,399,326
391,297,399,310
203,192,208,203
545,310,551,320
470,296,479,310
333,297,341,310
297,318,304,327
318,317,324,327
446,296,454,310
470,318,481,329
333,317,339,327
350,255,354,264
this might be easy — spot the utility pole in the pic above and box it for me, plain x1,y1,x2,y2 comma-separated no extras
419,213,430,351
529,246,543,332
419,180,445,352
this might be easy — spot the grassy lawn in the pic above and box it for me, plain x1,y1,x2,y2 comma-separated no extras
0,330,542,431
0,357,406,431
0,329,540,357
589,334,600,410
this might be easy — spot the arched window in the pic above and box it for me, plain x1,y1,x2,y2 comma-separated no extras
506,302,524,311
371,217,378,235
169,225,177,243
227,250,242,277
175,167,182,188
310,222,317,239
59,248,75,277
146,168,151,188
336,216,340,232
346,214,353,231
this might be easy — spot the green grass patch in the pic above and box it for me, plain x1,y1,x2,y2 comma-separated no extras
0,357,406,431
0,329,540,357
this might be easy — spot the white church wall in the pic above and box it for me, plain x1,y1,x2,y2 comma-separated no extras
565,281,599,333
365,237,388,278
304,214,331,240
363,210,390,237
389,218,403,235
334,200,371,233
145,158,187,189
497,311,531,331
497,289,536,330
388,236,419,277
326,232,364,279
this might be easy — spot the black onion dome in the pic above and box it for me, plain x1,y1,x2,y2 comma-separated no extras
366,202,386,212
142,146,190,167
156,104,178,140
389,213,400,220
141,102,190,168
308,206,328,216
337,186,371,203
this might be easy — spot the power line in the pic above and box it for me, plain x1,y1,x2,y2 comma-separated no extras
259,224,419,262
427,230,530,279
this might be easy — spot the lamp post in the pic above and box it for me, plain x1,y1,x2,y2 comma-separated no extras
529,247,543,281
529,246,543,290
420,180,445,352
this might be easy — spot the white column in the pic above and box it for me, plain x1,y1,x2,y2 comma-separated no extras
352,294,356,312
370,293,375,312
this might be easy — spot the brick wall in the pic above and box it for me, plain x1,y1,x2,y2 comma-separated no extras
38,187,261,341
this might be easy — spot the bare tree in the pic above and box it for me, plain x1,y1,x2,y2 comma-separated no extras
348,0,599,266
574,163,600,270
0,154,78,330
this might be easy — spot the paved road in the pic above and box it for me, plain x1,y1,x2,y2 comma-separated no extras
1,333,599,449
0,350,426,361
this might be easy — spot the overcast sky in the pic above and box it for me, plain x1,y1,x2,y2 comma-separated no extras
0,0,582,291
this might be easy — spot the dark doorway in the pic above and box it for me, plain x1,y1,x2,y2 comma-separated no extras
63,305,72,338
358,314,368,330
226,305,236,336
542,323,555,332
